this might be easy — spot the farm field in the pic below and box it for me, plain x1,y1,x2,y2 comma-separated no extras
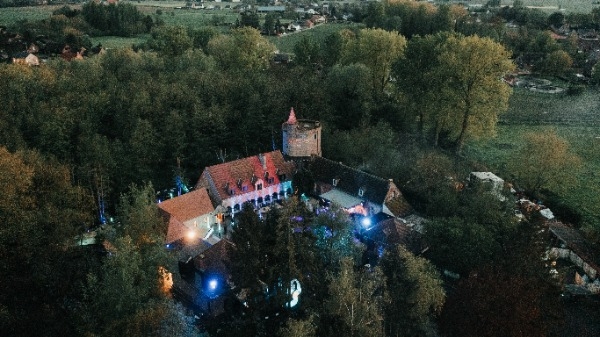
464,87,600,234
3,0,595,29
442,0,598,13
0,4,68,26
0,1,239,29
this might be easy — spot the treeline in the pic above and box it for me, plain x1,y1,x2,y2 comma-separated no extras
82,2,154,36
0,25,517,217
0,148,195,336
10,3,157,47
0,0,46,8
341,0,598,78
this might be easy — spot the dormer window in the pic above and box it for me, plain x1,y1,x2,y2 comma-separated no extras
251,174,257,184
358,188,364,197
264,171,269,179
237,178,242,188
229,189,235,196
333,179,339,187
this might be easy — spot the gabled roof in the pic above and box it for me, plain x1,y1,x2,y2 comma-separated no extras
164,216,189,244
200,151,295,202
158,189,215,222
363,218,425,254
308,156,391,205
194,239,234,278
169,237,212,262
385,195,412,218
158,189,215,243
320,189,363,208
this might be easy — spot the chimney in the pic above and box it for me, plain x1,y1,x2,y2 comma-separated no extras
258,153,266,170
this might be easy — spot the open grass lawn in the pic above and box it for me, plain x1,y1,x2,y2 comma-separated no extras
150,10,238,28
90,35,149,49
269,22,364,54
0,4,66,26
464,87,600,232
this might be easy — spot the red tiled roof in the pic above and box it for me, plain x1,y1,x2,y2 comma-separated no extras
199,151,295,203
385,195,412,217
158,189,215,222
164,216,188,244
158,189,215,243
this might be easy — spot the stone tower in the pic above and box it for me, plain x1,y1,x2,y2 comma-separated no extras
282,107,321,158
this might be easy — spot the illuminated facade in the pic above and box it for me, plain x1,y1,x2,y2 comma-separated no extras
196,151,295,213
158,188,216,244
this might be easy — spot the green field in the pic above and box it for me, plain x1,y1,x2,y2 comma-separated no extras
442,0,598,13
0,4,66,26
464,87,600,232
269,22,362,53
90,35,148,49
1,0,599,28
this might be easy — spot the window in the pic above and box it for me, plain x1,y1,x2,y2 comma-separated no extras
242,185,248,192
358,188,364,197
314,134,317,139
229,189,235,196
257,183,263,190
268,177,274,184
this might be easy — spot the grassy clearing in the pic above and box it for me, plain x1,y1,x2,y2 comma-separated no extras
149,10,239,28
501,87,600,126
0,5,63,26
90,35,148,49
269,22,363,54
464,88,600,232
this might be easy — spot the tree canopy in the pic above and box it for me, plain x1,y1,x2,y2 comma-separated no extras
395,33,514,151
507,130,582,195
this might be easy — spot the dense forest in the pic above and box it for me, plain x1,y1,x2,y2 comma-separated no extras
1,1,599,336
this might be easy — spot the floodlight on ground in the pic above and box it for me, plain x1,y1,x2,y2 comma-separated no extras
209,279,218,291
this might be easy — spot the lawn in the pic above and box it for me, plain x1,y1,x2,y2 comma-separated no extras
90,35,149,49
464,87,600,233
441,0,599,13
149,9,239,28
269,22,364,54
0,5,63,26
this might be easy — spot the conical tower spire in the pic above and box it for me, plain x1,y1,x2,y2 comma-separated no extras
287,107,297,124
